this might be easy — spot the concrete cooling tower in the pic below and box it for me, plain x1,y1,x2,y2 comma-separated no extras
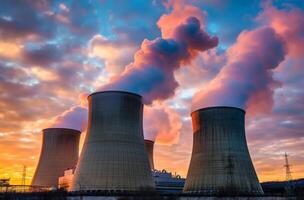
184,107,263,195
144,140,154,170
32,128,80,188
72,91,154,191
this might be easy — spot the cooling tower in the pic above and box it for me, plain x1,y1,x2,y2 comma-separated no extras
144,140,154,170
32,128,80,188
184,107,263,195
72,91,154,191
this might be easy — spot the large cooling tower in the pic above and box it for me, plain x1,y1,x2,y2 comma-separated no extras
72,91,154,191
144,140,154,170
184,107,263,195
32,128,80,188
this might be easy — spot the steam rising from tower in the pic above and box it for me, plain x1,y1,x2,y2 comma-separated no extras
48,15,217,149
192,27,286,113
72,91,154,191
50,106,87,132
100,17,218,104
184,107,263,195
32,128,80,188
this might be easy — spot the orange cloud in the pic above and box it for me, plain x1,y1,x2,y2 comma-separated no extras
0,41,22,59
29,67,59,81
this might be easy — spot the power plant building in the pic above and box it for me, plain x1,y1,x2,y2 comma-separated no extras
32,128,80,188
58,168,75,191
72,91,154,191
184,106,263,195
142,139,185,193
153,170,185,194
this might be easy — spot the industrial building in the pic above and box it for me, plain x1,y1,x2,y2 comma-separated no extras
143,139,185,193
144,140,155,170
153,170,185,194
58,168,75,191
184,106,263,195
31,128,80,188
71,91,154,191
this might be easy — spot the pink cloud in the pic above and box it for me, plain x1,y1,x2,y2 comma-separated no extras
100,17,218,104
48,93,89,132
49,106,87,132
144,104,182,144
158,0,206,38
192,27,286,114
258,3,304,59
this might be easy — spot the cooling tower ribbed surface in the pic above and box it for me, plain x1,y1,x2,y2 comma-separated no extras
144,140,154,170
72,91,154,191
32,128,80,188
184,107,263,195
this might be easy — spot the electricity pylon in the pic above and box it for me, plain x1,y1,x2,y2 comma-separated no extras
21,165,27,192
284,153,293,195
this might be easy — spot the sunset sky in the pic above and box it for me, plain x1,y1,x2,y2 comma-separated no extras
0,0,303,185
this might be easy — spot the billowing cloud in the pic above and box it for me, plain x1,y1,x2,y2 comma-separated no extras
49,106,87,132
100,17,218,104
175,49,225,90
248,5,304,181
192,27,286,113
258,3,304,119
144,104,182,144
158,0,206,38
258,3,304,59
48,94,89,132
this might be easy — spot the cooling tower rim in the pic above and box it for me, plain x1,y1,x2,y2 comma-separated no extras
43,128,81,134
88,90,142,99
144,139,155,143
191,106,245,116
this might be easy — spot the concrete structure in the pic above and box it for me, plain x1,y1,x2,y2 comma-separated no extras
32,128,80,188
72,91,154,191
184,107,263,195
58,168,75,191
144,140,154,170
